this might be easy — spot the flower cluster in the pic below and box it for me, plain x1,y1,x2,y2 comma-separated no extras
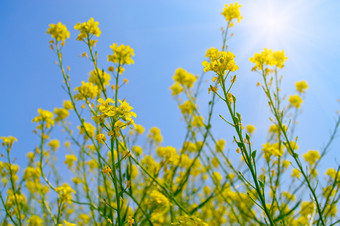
55,184,76,205
172,68,197,88
95,98,137,128
54,108,69,122
88,70,111,87
0,136,18,148
149,190,170,208
74,81,99,101
78,122,96,138
74,17,101,41
221,2,243,24
32,109,55,129
249,48,288,71
202,48,238,77
303,150,321,165
295,80,309,93
262,142,284,160
288,94,303,108
46,22,70,45
147,127,163,144
107,43,135,65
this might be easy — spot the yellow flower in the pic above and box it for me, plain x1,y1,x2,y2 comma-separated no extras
291,168,301,179
107,43,135,65
48,139,60,151
191,115,204,128
203,186,211,195
116,99,137,123
172,68,197,88
141,155,159,173
27,215,44,226
74,81,99,101
179,101,196,115
202,48,238,76
97,97,115,113
128,216,134,226
169,82,183,95
95,133,106,143
262,142,283,160
63,100,73,110
323,185,336,198
249,48,287,71
215,139,226,152
325,204,337,217
72,177,82,184
212,171,222,184
6,189,26,207
282,192,295,201
183,141,197,153
130,164,138,179
303,150,320,165
32,109,55,129
211,157,220,168
102,165,112,174
132,145,143,156
300,201,314,216
149,190,170,207
78,213,91,225
46,22,70,45
179,154,192,168
156,146,179,165
246,124,256,134
54,108,69,122
286,141,299,151
74,17,101,41
282,160,290,168
135,124,145,134
325,168,337,180
88,70,111,87
268,124,287,134
221,2,243,23
288,94,303,108
64,154,78,168
0,136,18,148
147,127,163,143
272,50,288,68
55,184,76,205
26,152,35,161
78,122,96,138
23,166,40,180
295,80,308,93
86,159,98,172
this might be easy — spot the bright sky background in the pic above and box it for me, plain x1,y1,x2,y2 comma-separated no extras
1,0,340,173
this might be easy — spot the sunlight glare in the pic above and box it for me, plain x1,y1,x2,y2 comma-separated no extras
243,0,296,47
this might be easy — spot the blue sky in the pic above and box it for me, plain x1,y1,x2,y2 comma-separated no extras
1,0,340,173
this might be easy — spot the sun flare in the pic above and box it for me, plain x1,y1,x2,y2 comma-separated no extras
242,0,297,48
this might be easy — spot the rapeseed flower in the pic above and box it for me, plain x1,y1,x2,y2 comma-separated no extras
288,94,303,108
74,17,101,41
107,43,135,65
46,22,70,45
32,109,55,129
221,2,242,23
303,150,321,165
172,68,197,88
202,48,238,76
295,80,309,93
55,184,76,205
